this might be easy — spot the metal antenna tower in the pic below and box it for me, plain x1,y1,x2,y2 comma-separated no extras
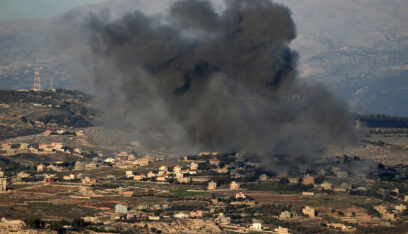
50,77,53,90
33,68,41,90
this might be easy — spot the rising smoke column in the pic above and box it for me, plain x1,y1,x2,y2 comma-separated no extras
82,0,359,155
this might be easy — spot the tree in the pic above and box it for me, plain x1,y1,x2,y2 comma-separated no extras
26,218,43,229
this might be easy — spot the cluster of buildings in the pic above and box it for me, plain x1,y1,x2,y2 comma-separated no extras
2,147,408,233
0,142,82,157
207,180,240,190
129,162,198,183
373,204,407,221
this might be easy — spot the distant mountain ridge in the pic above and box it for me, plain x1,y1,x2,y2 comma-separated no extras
0,0,407,115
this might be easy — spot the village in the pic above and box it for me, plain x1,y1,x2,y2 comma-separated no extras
1,90,408,233
2,140,408,233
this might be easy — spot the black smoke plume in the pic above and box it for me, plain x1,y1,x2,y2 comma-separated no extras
74,0,359,155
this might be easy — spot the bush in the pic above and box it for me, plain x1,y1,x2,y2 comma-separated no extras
25,218,45,229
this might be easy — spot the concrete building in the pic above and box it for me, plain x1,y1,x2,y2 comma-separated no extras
76,130,85,136
148,216,160,221
250,220,262,230
289,177,299,184
82,177,96,185
235,192,246,199
82,216,99,224
302,192,314,196
395,204,407,213
189,210,203,218
391,187,399,195
104,158,115,164
1,143,11,150
174,212,189,219
173,165,182,174
37,164,44,172
279,211,292,219
127,153,135,161
115,204,128,214
85,163,97,170
47,165,62,172
302,206,315,217
75,161,85,170
273,226,290,234
230,181,240,190
134,155,151,166
156,174,168,181
177,176,191,183
208,181,217,190
302,175,315,185
321,182,332,190
134,174,146,181
209,158,220,166
63,174,76,180
189,170,197,175
147,171,157,178
159,165,168,172
328,223,356,232
20,143,29,150
382,212,396,221
17,172,30,179
74,147,81,154
126,171,134,178
216,167,228,174
190,162,198,171
0,177,7,192
51,142,63,151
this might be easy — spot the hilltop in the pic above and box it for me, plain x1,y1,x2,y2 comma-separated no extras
0,89,97,140
1,0,407,115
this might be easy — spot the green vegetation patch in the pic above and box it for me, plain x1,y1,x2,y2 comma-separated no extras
172,189,205,197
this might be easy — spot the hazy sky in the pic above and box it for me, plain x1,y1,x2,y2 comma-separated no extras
0,0,106,20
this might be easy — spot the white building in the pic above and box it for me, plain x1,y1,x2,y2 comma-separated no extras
174,212,189,219
235,192,246,199
173,165,182,174
250,221,262,230
190,162,198,170
302,206,315,218
159,165,168,172
105,158,115,163
37,164,45,172
395,204,407,213
0,177,7,192
208,181,217,190
230,181,240,190
115,204,128,214
321,182,332,190
126,171,134,178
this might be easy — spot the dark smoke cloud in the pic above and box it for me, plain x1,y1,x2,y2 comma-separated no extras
67,0,359,155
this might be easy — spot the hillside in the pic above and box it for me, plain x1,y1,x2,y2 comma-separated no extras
0,0,407,115
0,89,98,140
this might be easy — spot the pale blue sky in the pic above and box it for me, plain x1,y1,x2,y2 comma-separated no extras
0,0,107,20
